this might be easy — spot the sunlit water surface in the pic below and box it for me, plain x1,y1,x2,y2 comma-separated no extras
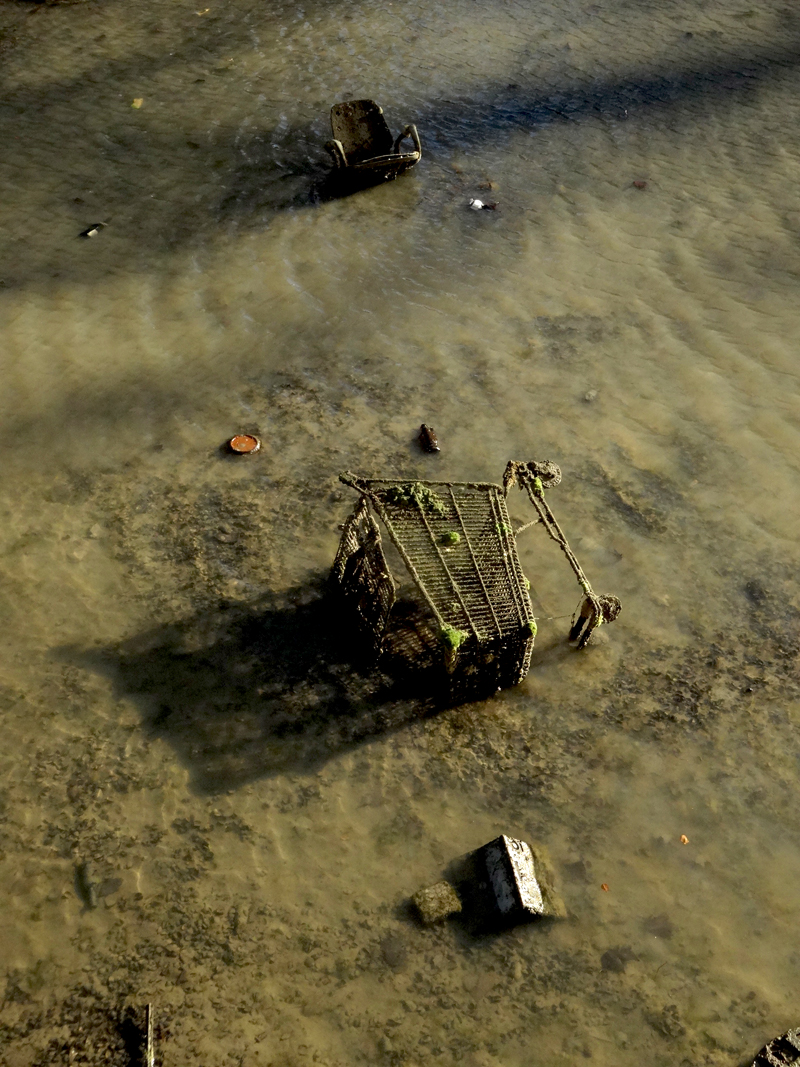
1,0,800,1064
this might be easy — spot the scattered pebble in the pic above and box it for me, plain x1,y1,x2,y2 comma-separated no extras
680,834,689,844
583,389,598,403
379,933,408,971
469,198,484,210
601,882,609,892
131,98,143,109
632,179,648,189
601,946,636,973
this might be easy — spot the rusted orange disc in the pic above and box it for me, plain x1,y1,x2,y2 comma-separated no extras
229,434,261,454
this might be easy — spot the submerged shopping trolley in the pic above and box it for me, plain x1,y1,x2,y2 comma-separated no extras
331,461,620,701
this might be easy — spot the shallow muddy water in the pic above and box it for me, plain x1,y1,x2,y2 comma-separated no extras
1,0,800,1064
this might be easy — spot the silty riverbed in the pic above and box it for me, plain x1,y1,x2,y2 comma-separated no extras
0,0,799,1064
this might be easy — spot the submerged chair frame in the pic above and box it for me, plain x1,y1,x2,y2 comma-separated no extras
325,99,421,184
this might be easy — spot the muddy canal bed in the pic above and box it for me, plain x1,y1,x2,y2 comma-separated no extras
1,0,800,1064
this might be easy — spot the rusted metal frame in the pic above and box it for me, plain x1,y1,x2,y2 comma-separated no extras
145,1004,155,1067
513,517,542,536
487,491,530,627
448,487,502,638
412,500,481,639
521,481,592,594
333,497,396,647
361,492,451,631
518,474,603,644
344,473,501,492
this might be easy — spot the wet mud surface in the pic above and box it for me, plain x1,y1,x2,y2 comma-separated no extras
2,0,800,1063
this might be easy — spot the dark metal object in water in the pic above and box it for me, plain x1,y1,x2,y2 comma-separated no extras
418,424,440,453
750,1029,800,1066
332,460,620,700
325,100,421,188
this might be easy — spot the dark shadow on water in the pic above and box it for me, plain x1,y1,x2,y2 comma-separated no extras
1,10,799,293
68,574,443,793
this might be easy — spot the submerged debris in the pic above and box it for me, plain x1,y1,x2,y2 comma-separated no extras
482,835,545,922
413,834,564,932
418,423,440,453
334,462,619,701
228,434,261,454
324,99,421,190
79,223,105,239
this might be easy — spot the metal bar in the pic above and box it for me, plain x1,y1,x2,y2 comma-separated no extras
448,487,502,638
413,501,480,638
366,494,448,631
145,1004,155,1067
488,491,530,626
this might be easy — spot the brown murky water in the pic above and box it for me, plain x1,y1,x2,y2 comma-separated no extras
1,0,800,1064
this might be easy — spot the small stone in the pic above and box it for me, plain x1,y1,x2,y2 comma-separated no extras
412,880,462,925
600,945,636,973
87,523,103,539
379,934,408,971
583,390,598,403
468,198,484,210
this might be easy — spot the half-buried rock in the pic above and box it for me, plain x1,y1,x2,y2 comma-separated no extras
413,880,462,926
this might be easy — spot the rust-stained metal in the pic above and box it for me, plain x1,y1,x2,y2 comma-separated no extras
331,462,619,700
